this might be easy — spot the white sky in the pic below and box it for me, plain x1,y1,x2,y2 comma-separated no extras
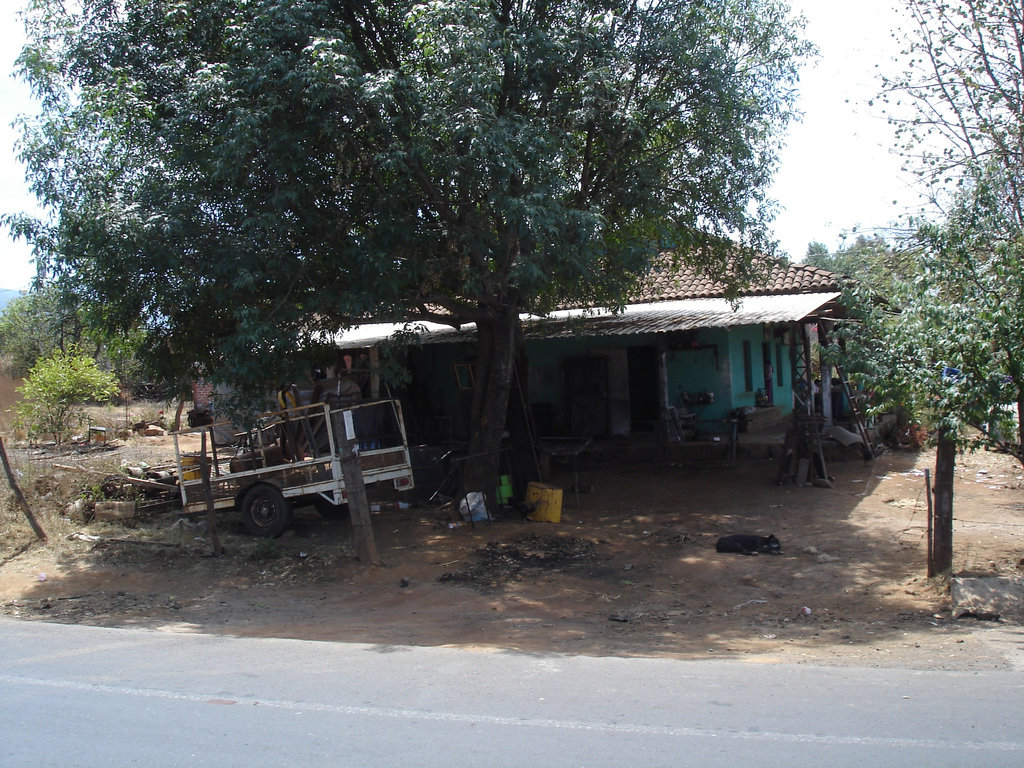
0,1,926,291
1,2,38,292
771,0,928,260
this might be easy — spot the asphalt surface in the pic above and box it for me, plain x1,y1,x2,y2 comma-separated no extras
1,619,1021,767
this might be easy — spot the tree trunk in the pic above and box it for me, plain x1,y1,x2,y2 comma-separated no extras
173,397,186,432
1016,397,1024,464
461,307,518,511
930,428,955,576
0,435,47,542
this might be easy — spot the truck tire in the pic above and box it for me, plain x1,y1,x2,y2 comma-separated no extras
241,484,292,537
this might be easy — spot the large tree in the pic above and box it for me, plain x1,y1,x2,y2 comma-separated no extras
12,0,811,497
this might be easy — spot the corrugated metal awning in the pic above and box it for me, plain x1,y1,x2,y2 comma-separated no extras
333,292,841,349
522,292,842,338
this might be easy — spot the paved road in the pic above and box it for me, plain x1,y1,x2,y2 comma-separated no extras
1,619,1021,767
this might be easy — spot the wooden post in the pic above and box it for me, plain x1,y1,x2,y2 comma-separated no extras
821,361,833,428
334,409,379,565
199,431,223,556
802,323,814,416
930,429,955,576
368,347,381,400
0,435,47,542
924,468,933,578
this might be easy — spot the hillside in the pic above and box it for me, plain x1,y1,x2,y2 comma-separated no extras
0,288,23,311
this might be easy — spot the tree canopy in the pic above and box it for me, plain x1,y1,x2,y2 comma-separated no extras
13,0,810,393
837,172,1024,464
803,234,917,296
0,286,80,377
880,0,1024,217
11,0,811,496
828,0,1024,573
841,0,1024,461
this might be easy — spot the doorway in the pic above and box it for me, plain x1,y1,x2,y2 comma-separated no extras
628,346,659,432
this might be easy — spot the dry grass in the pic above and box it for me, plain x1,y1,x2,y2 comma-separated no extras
0,374,23,432
0,399,183,563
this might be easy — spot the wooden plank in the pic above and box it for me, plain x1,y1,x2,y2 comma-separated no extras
53,463,177,492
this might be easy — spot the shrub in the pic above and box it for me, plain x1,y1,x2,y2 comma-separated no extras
15,348,119,446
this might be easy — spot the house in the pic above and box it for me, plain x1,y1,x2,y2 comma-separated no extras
331,257,845,451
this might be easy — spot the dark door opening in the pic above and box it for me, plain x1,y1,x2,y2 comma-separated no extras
627,346,659,432
563,357,608,436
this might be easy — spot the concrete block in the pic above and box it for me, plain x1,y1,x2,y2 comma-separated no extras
94,500,137,521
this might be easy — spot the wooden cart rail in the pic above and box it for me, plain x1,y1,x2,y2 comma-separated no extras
173,399,414,535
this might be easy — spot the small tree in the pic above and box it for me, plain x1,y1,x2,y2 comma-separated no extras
839,0,1024,576
831,173,1024,576
15,348,118,446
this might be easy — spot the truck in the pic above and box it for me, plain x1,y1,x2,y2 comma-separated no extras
172,398,415,536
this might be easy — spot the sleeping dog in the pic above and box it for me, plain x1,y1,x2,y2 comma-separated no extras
715,533,782,556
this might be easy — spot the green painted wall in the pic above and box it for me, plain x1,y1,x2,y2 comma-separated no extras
721,326,793,415
525,325,795,431
663,328,731,421
414,324,796,439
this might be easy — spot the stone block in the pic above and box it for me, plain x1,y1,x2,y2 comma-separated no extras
94,500,137,521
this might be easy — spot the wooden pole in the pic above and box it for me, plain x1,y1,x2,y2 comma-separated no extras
334,409,379,565
931,429,956,576
924,468,933,578
0,435,47,542
199,431,223,556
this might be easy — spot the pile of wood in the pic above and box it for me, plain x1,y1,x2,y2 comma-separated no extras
737,405,783,432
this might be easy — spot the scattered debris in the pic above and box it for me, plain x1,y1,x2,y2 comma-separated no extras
94,500,137,522
733,598,767,610
438,534,599,590
68,532,102,542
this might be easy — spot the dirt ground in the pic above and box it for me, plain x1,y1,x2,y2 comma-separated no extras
2,432,1023,669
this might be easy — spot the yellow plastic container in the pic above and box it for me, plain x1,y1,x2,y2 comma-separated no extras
526,482,563,523
181,454,201,481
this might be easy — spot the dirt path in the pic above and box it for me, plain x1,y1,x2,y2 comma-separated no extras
2,440,1022,669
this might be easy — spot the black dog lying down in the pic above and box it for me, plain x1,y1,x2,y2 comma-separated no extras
715,534,782,556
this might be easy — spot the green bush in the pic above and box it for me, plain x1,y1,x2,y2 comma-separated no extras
15,348,119,446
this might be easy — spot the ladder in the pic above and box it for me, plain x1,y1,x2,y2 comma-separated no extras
818,325,875,459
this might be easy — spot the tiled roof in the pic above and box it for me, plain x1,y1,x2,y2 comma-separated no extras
634,255,841,302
